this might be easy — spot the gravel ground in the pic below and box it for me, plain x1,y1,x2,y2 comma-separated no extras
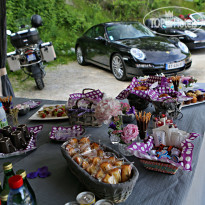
14,48,205,101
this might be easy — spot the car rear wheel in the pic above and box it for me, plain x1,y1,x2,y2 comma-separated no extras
111,54,127,81
76,46,86,65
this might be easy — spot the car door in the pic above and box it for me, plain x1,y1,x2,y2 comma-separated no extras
89,25,110,66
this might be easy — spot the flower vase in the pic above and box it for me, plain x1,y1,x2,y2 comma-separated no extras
118,143,133,156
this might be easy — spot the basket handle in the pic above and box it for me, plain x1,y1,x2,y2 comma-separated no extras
74,98,94,109
82,88,96,94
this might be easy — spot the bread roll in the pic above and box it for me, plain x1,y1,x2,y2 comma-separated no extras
121,164,132,182
100,162,113,172
108,168,121,183
102,174,117,184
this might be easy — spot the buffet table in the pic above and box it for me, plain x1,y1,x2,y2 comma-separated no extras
0,94,205,205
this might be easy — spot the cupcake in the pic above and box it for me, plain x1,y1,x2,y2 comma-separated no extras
197,94,204,102
184,99,191,105
191,96,197,103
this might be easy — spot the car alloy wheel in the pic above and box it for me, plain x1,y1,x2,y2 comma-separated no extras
76,46,86,65
112,54,127,81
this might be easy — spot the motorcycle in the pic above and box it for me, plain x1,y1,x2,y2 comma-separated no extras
6,15,56,90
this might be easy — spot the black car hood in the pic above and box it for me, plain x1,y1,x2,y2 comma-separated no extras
115,36,187,64
116,36,177,51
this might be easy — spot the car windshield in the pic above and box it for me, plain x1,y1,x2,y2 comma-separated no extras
106,23,155,41
192,13,205,21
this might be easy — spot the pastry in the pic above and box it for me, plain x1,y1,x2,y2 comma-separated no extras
97,149,104,157
108,168,121,183
79,137,90,144
121,164,132,182
67,147,77,157
107,156,116,164
70,138,78,146
82,160,89,169
100,162,113,172
92,157,101,165
102,174,117,184
91,142,100,150
184,100,191,105
74,156,83,165
197,94,204,102
159,93,168,98
114,160,124,167
95,168,105,180
191,96,197,103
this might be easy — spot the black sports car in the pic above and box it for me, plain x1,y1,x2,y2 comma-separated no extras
145,16,205,49
75,22,192,81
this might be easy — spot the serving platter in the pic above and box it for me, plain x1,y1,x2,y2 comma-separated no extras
182,100,205,108
29,104,68,120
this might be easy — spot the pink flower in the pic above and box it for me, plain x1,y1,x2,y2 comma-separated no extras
120,102,130,114
94,98,122,124
121,124,139,144
180,76,191,82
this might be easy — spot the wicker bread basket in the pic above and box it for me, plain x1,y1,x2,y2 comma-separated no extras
61,141,139,203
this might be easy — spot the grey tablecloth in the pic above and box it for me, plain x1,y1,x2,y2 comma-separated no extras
0,89,205,205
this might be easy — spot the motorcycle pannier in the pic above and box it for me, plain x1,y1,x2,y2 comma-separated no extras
40,42,56,62
10,28,40,48
7,51,21,72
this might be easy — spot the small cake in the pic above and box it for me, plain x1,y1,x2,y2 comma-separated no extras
79,137,90,144
197,95,204,102
114,160,124,167
92,157,101,165
82,160,89,169
97,149,104,157
95,168,105,180
69,138,78,146
191,96,197,103
184,99,191,105
90,142,100,150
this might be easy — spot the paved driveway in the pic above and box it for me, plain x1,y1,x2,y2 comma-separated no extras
15,49,205,100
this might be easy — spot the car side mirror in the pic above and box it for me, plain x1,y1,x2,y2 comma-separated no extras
95,36,106,41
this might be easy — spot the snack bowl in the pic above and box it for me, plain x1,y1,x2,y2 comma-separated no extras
61,139,139,203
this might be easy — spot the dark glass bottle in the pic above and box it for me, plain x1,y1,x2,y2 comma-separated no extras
3,162,15,191
0,189,9,205
16,169,37,205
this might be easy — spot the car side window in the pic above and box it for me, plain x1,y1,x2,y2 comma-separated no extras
93,26,105,38
84,27,94,38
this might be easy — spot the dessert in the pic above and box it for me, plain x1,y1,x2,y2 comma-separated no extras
191,96,197,103
159,93,168,98
65,137,133,184
134,86,148,91
38,105,66,118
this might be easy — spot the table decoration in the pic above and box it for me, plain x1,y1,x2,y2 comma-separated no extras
61,137,139,203
127,125,200,174
27,166,51,179
66,88,104,126
0,125,43,158
49,125,85,141
120,102,135,123
135,111,151,140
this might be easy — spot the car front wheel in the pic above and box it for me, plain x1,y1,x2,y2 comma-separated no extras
111,54,127,81
76,46,86,65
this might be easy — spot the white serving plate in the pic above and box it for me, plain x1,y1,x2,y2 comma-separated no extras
29,104,68,120
182,100,205,108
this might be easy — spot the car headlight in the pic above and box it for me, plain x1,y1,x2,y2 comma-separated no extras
184,30,197,38
130,48,146,61
178,41,189,53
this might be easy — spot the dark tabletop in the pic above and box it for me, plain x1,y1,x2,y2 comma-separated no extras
0,90,205,205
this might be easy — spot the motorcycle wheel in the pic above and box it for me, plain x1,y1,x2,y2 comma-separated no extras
35,77,45,90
